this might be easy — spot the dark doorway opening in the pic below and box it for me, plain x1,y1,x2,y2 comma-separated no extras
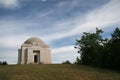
34,55,38,63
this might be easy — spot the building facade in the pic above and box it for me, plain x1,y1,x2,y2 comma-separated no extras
18,37,51,64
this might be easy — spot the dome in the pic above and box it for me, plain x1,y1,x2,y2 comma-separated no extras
24,37,47,47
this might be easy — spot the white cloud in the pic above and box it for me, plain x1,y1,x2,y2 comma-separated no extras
1,0,119,42
1,0,119,50
43,0,120,41
0,50,18,64
41,0,47,1
56,0,77,12
51,45,79,63
0,33,45,49
52,45,75,54
0,0,19,8
0,36,25,48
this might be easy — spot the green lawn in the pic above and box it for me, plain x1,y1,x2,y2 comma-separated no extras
0,64,120,80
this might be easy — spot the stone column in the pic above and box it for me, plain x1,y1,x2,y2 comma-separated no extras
18,49,21,64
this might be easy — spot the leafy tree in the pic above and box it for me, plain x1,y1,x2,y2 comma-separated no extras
74,57,82,64
75,27,120,70
109,27,120,69
75,28,106,66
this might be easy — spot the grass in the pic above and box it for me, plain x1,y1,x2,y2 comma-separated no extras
0,64,120,80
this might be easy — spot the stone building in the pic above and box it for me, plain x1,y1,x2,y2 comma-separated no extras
18,37,51,64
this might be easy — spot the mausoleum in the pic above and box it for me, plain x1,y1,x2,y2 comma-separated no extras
18,37,51,64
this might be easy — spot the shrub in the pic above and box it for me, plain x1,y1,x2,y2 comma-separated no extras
0,61,2,65
62,60,71,64
2,61,8,65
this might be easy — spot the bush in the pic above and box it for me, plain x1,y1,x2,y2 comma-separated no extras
74,57,82,64
0,61,2,65
0,61,8,65
62,60,71,64
2,61,8,65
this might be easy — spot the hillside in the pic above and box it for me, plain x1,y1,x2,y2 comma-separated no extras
0,64,120,80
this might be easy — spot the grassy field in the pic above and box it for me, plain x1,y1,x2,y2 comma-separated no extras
0,64,120,80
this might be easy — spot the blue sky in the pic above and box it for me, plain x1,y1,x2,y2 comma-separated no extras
0,0,120,64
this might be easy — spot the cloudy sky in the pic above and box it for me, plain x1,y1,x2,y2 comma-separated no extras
0,0,120,64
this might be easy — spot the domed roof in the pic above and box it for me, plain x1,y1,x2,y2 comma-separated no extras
24,37,47,47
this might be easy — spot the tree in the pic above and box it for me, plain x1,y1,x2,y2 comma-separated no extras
109,27,120,69
75,27,120,70
75,28,107,66
74,57,81,64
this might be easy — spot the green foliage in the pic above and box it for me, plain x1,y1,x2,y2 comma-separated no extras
108,27,120,69
0,61,2,65
75,27,120,70
74,57,82,64
62,60,71,64
75,28,106,66
2,61,8,65
0,61,8,65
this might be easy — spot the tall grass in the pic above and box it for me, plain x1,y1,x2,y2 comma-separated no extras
0,64,120,80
